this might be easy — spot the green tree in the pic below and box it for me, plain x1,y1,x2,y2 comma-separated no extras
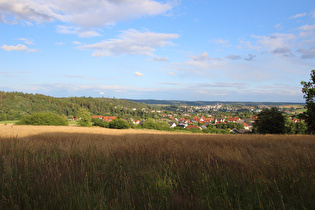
16,112,68,126
295,121,307,134
253,107,285,134
108,119,129,129
141,118,161,130
301,69,315,133
77,108,91,127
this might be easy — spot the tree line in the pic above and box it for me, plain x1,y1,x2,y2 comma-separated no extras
0,91,151,120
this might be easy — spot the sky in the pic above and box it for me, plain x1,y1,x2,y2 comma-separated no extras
1,0,315,102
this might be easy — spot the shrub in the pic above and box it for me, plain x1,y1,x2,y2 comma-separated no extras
141,118,171,131
109,119,129,129
16,112,68,126
91,118,109,128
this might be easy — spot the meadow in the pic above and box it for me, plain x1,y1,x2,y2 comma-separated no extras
0,125,314,209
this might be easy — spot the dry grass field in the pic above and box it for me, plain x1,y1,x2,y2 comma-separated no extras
0,125,314,209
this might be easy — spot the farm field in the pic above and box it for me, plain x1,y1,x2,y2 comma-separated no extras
0,120,18,125
0,125,314,209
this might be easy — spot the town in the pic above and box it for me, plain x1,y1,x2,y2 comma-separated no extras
87,103,306,134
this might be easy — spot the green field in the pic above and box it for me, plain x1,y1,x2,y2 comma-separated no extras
0,126,314,209
0,120,18,124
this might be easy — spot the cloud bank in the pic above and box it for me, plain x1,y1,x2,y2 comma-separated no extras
78,29,179,56
0,0,174,28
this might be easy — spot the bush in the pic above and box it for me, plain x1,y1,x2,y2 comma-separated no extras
91,118,109,128
16,112,68,126
141,118,171,131
109,119,129,129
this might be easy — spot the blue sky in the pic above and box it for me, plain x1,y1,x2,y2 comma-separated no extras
1,0,315,102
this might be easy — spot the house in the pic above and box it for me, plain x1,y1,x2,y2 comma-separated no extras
168,122,176,128
216,121,226,124
134,120,140,124
243,123,250,130
169,116,175,120
103,116,116,122
187,125,201,130
178,118,191,124
292,118,300,123
176,123,187,128
92,116,116,122
228,117,241,123
214,118,225,123
192,117,204,123
92,115,103,119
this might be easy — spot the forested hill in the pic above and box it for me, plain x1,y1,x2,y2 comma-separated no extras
0,91,148,120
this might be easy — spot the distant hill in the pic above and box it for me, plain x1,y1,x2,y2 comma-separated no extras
0,91,304,121
126,99,304,106
0,91,148,120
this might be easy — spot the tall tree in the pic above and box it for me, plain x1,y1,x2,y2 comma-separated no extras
253,107,285,134
301,70,315,133
77,108,92,127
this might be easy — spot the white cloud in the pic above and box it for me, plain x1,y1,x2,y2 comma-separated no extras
290,13,307,19
135,72,144,77
1,44,36,52
190,51,209,61
213,39,228,44
181,52,227,71
274,23,283,30
168,72,175,76
56,25,101,38
72,41,82,45
298,24,315,38
299,24,315,32
255,33,296,50
0,0,174,28
16,38,34,45
153,57,168,61
0,0,65,24
237,39,260,51
2,44,27,51
92,51,110,57
55,42,65,46
78,29,179,56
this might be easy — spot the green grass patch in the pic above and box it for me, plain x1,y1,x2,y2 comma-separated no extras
0,120,19,124
68,120,78,125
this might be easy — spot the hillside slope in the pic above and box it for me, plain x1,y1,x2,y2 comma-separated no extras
0,91,148,120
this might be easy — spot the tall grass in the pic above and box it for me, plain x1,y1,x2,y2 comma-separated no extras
0,130,314,209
